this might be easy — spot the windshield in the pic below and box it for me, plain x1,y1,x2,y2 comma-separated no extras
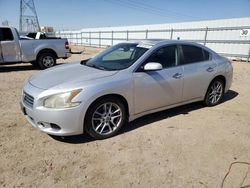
84,43,148,71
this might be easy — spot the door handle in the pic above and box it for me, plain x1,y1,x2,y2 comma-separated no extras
173,73,183,79
206,67,214,72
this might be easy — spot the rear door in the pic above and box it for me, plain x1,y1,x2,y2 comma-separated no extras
0,28,21,62
180,44,216,101
133,45,184,114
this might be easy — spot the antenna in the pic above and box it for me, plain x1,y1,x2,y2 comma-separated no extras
19,0,40,32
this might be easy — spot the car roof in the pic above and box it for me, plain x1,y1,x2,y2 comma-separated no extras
129,39,203,46
127,39,214,52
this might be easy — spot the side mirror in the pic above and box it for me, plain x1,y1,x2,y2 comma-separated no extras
144,62,163,71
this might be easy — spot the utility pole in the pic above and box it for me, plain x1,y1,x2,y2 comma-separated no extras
19,0,40,32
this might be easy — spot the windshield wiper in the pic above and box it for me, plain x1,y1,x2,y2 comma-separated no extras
85,63,107,70
80,59,90,65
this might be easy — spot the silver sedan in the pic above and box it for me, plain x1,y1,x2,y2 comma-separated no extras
21,40,233,139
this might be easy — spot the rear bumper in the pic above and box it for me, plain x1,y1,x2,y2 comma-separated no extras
224,63,233,92
63,52,71,59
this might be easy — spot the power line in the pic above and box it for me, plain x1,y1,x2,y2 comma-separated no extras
103,0,175,20
127,0,198,19
103,0,198,21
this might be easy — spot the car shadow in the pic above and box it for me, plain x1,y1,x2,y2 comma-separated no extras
0,64,37,72
0,63,66,73
120,89,238,134
50,90,238,144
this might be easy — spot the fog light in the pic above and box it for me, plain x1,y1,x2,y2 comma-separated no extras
50,123,61,130
38,122,50,129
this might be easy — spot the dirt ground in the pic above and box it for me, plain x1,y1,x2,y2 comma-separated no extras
0,45,250,188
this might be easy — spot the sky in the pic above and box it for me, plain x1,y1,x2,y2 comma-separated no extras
0,0,249,30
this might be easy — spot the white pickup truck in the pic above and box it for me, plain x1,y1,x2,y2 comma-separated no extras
0,27,71,69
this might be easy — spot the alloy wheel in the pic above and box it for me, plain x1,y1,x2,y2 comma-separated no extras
208,81,223,104
92,102,123,135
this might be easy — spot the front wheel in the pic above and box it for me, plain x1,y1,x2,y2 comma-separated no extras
85,97,126,139
204,78,225,106
37,53,56,70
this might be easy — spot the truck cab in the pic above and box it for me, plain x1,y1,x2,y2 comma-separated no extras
0,27,21,63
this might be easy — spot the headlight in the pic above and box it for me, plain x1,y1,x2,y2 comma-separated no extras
43,89,82,109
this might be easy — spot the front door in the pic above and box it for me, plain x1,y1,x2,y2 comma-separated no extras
133,45,184,114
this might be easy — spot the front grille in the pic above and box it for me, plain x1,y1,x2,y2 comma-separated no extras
23,91,34,108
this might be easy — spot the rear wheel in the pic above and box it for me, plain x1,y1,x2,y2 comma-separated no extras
37,52,56,69
85,97,126,139
204,78,224,106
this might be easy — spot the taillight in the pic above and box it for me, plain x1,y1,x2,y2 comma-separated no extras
65,41,69,49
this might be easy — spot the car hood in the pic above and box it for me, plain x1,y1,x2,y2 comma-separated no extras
29,62,118,90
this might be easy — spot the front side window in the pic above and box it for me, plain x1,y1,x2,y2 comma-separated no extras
84,43,148,71
145,45,178,68
181,45,206,64
0,28,14,41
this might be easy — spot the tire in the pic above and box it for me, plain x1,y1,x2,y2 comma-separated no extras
37,52,56,70
85,97,126,139
204,78,225,106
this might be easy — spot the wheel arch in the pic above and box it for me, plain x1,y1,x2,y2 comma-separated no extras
204,74,226,101
84,93,130,123
36,48,58,61
210,75,226,90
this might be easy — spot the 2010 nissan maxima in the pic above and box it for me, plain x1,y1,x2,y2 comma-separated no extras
21,40,233,139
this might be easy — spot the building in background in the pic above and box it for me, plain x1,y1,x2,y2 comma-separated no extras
56,17,250,61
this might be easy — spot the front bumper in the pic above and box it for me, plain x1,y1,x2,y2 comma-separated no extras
21,82,86,136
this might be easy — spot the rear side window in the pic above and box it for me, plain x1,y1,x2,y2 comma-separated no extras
203,50,210,61
0,28,14,41
181,45,207,64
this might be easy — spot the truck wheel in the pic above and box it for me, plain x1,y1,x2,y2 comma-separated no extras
37,53,56,69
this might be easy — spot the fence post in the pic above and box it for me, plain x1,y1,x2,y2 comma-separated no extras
99,31,101,48
70,32,72,44
170,28,173,40
76,32,78,45
204,27,208,46
89,32,91,46
145,29,148,39
247,44,250,62
111,31,114,46
126,30,129,41
81,32,83,46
